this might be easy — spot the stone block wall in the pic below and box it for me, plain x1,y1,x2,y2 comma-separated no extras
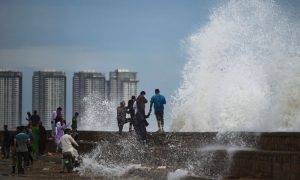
2,130,300,179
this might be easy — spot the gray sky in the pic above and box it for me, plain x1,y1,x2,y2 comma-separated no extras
0,0,299,130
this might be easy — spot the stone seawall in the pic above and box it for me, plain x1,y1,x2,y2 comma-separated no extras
231,150,300,179
1,131,300,179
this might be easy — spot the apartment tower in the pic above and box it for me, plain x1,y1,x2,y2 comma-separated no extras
0,70,22,130
108,69,138,106
73,71,106,118
32,71,66,129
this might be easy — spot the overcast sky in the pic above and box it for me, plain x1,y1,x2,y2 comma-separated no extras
0,0,299,130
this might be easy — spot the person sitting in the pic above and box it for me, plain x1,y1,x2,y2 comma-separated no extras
59,128,79,162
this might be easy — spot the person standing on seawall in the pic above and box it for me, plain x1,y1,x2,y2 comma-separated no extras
150,89,166,133
135,91,148,144
117,101,129,135
71,112,79,132
127,96,136,132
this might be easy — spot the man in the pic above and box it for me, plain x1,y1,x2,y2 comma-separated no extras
25,126,33,165
71,112,79,131
30,110,40,127
117,101,129,135
14,126,30,174
59,128,79,161
11,126,20,174
30,110,40,157
2,125,11,159
71,112,79,140
26,112,32,124
127,96,136,132
134,91,148,144
150,89,166,132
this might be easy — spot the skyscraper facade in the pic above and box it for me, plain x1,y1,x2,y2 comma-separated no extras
32,71,66,129
108,69,138,106
0,70,22,130
73,71,106,116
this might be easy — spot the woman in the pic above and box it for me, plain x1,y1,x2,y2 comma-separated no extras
31,125,39,158
55,121,66,152
39,122,47,155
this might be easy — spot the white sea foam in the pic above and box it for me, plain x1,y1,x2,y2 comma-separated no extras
171,0,300,132
75,143,142,178
167,169,189,180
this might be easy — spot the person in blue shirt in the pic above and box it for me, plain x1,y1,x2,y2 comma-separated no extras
14,126,30,174
150,89,166,132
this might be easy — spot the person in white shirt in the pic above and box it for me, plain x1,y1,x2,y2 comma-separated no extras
59,128,79,161
51,110,57,137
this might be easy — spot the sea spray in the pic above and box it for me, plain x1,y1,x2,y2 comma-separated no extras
76,136,144,178
79,93,117,131
76,0,300,179
171,0,300,132
170,0,300,178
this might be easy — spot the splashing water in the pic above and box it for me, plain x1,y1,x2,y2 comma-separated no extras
76,0,300,179
76,136,146,178
79,94,117,131
170,1,300,176
76,143,142,178
167,169,189,180
185,132,257,178
171,0,300,132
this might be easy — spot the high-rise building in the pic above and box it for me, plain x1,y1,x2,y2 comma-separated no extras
108,69,138,105
0,70,22,130
32,71,66,130
73,71,106,116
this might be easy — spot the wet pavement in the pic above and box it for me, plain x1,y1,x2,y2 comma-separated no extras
0,153,93,180
0,153,217,180
0,154,268,180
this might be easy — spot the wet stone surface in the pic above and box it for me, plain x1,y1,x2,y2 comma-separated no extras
0,154,212,180
0,154,90,180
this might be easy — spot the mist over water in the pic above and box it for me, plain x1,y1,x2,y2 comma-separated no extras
171,0,300,132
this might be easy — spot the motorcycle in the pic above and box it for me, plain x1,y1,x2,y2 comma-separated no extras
62,152,74,173
60,129,80,173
